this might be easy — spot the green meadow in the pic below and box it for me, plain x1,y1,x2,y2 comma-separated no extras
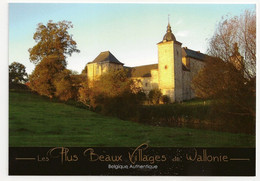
9,91,255,147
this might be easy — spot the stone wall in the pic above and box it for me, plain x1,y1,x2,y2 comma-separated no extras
87,63,100,81
190,58,204,77
173,43,183,102
157,41,183,102
189,58,205,98
102,63,123,73
133,77,152,94
150,69,159,90
182,70,192,100
158,41,175,90
157,41,175,101
132,69,159,95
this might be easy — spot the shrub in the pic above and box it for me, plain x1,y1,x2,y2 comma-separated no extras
148,88,162,104
53,70,83,101
135,102,254,134
161,95,170,104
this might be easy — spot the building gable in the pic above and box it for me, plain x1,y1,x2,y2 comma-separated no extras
90,51,124,65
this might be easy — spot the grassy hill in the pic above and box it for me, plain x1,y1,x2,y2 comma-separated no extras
9,91,255,147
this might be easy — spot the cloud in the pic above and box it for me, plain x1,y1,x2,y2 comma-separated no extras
175,19,183,26
175,30,190,37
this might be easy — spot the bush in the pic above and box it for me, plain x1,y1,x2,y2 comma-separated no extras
148,88,162,104
161,95,170,104
54,70,83,101
135,103,254,134
136,91,147,104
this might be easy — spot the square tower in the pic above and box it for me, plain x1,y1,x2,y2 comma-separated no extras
157,23,183,102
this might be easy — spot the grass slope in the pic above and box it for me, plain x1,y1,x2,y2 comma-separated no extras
9,91,255,147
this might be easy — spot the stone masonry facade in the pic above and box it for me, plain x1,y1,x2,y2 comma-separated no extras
86,23,207,102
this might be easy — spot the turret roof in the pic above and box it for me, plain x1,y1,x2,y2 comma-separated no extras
163,23,176,42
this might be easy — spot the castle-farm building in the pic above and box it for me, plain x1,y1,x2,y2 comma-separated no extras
87,23,207,102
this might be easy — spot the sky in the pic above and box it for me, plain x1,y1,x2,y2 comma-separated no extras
9,3,256,75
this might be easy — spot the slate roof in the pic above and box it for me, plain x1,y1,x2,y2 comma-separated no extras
163,24,176,42
90,51,124,65
182,48,207,61
130,64,158,78
157,23,182,45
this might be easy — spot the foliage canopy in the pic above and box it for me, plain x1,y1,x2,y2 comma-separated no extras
9,62,28,84
192,10,256,116
78,69,145,118
29,20,80,65
29,20,80,99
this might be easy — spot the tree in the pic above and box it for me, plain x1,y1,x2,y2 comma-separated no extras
79,69,136,108
81,64,88,76
54,69,83,101
207,10,256,78
29,55,65,97
9,62,28,84
192,10,256,116
28,20,80,98
29,20,80,65
78,69,144,118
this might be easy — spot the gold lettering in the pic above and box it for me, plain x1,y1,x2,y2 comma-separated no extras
186,148,197,161
84,148,99,161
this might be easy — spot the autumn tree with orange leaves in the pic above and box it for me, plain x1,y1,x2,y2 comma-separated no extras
29,20,80,99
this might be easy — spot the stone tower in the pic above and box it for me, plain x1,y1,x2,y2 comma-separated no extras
157,23,183,102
